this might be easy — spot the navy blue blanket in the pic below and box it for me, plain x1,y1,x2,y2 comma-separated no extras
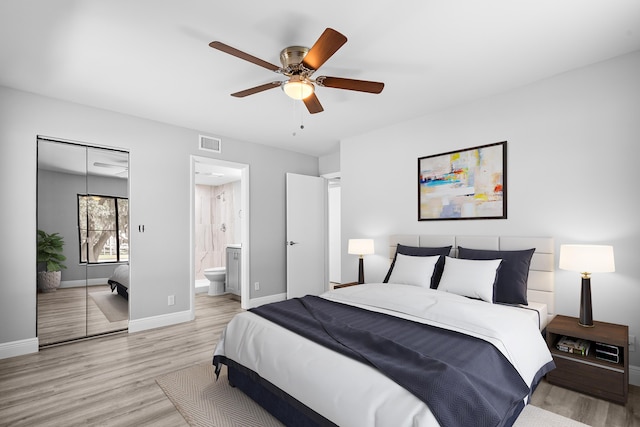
249,295,531,427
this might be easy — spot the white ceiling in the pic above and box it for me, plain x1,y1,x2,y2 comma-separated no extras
195,161,242,186
2,1,639,157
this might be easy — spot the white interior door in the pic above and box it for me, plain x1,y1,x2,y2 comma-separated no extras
286,173,327,299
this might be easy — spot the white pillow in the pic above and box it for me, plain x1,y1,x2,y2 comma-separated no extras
387,253,440,288
437,256,502,302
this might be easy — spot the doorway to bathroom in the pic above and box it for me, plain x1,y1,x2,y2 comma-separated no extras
190,156,249,314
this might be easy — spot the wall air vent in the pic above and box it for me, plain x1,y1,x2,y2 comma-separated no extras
199,135,222,153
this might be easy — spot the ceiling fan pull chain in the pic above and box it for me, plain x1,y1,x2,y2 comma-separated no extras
292,100,301,136
300,106,305,131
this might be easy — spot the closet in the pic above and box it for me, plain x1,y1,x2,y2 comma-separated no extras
37,138,129,346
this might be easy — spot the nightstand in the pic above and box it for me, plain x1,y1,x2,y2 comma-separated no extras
545,314,628,404
332,282,359,289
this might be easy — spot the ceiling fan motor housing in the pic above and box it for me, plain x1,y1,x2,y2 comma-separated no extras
280,46,310,73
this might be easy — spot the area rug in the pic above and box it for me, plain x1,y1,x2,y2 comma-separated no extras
514,404,590,426
89,290,128,322
156,364,590,427
156,364,283,427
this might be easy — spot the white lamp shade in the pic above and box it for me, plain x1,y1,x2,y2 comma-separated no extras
559,244,615,273
348,239,375,256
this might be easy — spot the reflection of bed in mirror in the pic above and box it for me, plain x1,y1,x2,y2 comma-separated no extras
108,264,130,300
213,235,556,427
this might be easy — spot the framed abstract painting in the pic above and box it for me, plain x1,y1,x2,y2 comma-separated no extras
418,141,507,220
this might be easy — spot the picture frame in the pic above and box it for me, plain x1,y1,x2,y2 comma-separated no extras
418,141,507,221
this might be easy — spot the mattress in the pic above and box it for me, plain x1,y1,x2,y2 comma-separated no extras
502,301,549,331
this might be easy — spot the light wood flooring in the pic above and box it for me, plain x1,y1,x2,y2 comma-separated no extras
1,293,242,426
1,293,639,426
531,377,640,426
37,285,128,346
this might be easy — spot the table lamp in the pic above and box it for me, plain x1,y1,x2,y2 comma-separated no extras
348,239,375,284
559,244,615,327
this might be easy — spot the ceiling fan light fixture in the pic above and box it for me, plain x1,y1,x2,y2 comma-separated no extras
283,77,314,100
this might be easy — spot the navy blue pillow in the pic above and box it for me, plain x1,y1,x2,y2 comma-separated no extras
457,247,535,305
384,244,452,288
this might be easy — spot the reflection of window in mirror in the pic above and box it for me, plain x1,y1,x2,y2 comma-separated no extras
78,195,129,264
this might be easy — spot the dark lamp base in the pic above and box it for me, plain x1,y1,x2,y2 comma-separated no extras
579,276,593,327
358,257,365,284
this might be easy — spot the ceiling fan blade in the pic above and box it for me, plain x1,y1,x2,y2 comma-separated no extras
303,93,324,114
231,82,282,98
209,41,281,72
301,28,347,71
316,76,384,94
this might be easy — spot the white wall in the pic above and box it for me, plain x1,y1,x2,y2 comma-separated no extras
0,86,318,355
319,151,340,176
340,51,640,367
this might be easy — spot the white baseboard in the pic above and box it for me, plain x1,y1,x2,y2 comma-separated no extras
246,292,286,309
630,364,640,387
0,338,39,360
195,280,209,294
128,309,194,333
1,310,194,359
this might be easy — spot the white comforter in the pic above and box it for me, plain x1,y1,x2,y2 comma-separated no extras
214,284,553,427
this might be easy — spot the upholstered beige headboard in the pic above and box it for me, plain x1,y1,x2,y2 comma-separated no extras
389,235,555,317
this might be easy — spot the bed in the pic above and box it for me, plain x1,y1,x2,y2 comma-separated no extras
108,264,129,300
213,235,556,427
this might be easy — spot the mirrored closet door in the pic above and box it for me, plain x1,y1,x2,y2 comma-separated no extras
37,138,129,346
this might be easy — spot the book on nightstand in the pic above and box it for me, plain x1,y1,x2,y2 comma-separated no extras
556,336,591,356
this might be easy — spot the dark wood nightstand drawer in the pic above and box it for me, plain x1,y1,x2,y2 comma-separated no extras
547,354,625,402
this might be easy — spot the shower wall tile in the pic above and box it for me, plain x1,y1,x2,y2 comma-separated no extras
194,182,238,280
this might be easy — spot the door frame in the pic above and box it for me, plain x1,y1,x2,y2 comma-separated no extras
189,156,250,312
322,172,341,285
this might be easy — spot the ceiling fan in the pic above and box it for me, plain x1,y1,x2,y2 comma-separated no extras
209,28,384,114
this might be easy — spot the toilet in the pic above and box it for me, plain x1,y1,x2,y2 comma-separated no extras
204,267,226,296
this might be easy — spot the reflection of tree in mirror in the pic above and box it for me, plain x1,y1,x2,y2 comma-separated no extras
78,195,129,263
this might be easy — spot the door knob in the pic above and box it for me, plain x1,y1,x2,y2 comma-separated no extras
287,241,299,246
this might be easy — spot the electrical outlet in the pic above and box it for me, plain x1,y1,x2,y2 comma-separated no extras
630,335,636,352
168,295,175,306
254,282,260,291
